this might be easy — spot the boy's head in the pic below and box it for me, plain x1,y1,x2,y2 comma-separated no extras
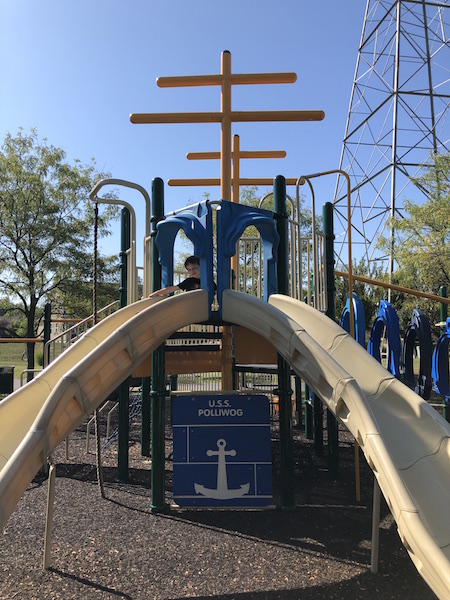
184,255,200,278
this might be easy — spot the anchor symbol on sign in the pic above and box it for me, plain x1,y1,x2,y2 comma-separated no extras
194,438,250,499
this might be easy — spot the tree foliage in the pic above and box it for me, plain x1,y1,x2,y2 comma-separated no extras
334,259,388,334
392,152,449,288
0,129,120,368
378,152,450,331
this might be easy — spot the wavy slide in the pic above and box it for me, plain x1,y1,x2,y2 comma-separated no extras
222,290,450,600
0,291,210,532
1,289,449,598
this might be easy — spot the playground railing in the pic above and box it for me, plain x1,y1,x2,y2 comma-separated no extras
237,237,262,297
20,368,43,388
237,228,327,310
298,231,327,310
44,300,120,367
258,190,328,308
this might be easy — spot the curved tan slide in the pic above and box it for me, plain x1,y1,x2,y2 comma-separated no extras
0,290,210,532
222,290,450,600
1,289,449,598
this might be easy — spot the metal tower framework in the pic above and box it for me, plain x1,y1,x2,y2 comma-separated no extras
334,0,450,273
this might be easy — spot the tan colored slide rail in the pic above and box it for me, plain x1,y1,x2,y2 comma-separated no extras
222,290,450,600
1,289,449,598
0,292,209,531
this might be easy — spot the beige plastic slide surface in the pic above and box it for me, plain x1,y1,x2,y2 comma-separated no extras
222,290,450,600
0,290,209,532
1,288,449,598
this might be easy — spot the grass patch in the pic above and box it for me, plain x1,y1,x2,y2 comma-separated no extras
0,342,43,381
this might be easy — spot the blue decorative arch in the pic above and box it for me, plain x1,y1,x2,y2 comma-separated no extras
216,200,279,308
339,292,365,347
155,201,215,308
367,300,401,378
401,309,432,399
432,317,450,404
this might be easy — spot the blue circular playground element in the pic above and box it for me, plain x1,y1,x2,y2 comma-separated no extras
432,317,450,404
367,300,401,378
339,292,366,347
401,308,433,399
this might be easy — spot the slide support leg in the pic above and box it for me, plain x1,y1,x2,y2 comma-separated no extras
43,459,56,570
371,476,381,573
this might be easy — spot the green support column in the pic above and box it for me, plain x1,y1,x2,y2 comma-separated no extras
150,177,167,511
118,382,130,481
323,202,339,477
294,375,302,428
327,409,339,476
440,285,448,336
274,175,295,508
141,377,151,456
141,185,154,456
440,286,448,422
313,393,324,457
118,208,131,481
43,302,51,366
274,175,289,294
119,208,129,308
151,348,166,510
304,383,314,440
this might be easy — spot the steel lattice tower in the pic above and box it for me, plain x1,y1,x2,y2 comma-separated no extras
333,0,450,273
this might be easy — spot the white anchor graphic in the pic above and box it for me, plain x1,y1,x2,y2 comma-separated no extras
194,438,250,499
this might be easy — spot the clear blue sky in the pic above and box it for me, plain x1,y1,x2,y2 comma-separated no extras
1,0,366,263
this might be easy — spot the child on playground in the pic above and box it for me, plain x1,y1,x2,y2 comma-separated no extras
148,255,202,298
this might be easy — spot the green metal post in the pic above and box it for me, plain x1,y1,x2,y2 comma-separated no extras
294,375,302,428
304,383,314,440
313,393,324,457
440,285,448,422
274,176,289,294
118,384,130,481
324,202,339,476
141,377,151,456
119,208,129,309
150,177,167,511
274,175,295,508
323,202,336,320
43,302,51,366
118,208,131,481
327,409,339,477
440,286,448,335
141,189,155,458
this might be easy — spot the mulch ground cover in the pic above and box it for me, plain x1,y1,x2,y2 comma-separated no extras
0,396,438,599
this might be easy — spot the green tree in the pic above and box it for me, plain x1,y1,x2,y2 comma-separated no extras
335,259,388,334
0,129,119,371
379,152,450,332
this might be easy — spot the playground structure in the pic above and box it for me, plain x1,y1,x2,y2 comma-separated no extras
0,51,449,599
0,184,449,597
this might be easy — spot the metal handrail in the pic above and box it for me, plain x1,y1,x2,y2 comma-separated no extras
256,191,326,306
237,237,262,297
20,368,43,387
89,178,151,301
44,301,120,367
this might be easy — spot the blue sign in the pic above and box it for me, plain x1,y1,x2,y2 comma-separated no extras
173,394,272,507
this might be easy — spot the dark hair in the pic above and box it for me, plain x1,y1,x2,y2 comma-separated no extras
184,255,199,268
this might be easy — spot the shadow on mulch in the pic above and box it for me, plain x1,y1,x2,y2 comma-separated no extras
47,567,134,599
40,568,426,600
0,412,438,600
